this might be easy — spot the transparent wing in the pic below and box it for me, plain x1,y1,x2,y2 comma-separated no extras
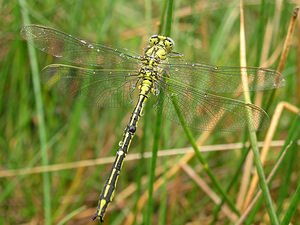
161,62,285,94
156,77,269,131
43,64,139,107
21,25,140,68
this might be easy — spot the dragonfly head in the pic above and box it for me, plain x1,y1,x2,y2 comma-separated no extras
147,35,175,57
148,35,175,51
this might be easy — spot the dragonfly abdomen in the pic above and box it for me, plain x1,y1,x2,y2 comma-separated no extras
94,35,174,222
93,88,150,221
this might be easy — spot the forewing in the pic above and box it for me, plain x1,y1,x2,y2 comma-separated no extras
21,25,140,68
161,62,285,94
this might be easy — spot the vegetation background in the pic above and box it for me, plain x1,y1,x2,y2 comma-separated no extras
0,0,299,224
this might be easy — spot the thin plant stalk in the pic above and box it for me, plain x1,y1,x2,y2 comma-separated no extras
281,175,300,225
170,95,240,216
19,0,51,224
236,115,300,225
146,1,173,224
210,143,250,224
265,7,299,113
239,2,279,224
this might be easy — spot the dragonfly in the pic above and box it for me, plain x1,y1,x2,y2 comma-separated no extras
21,25,285,222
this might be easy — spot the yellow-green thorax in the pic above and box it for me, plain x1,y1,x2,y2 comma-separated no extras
138,35,175,96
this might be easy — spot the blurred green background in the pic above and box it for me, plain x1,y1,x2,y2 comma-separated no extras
0,0,299,224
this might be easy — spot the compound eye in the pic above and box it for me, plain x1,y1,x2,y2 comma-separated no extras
165,37,175,51
149,35,159,46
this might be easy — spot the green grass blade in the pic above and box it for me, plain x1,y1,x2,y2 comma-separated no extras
157,0,168,35
158,166,168,225
57,206,86,225
276,115,300,215
164,0,173,37
146,1,174,224
279,115,300,224
245,197,263,225
240,2,279,224
170,94,240,216
248,133,279,225
210,0,239,63
18,0,51,224
281,176,300,225
244,115,300,224
211,144,251,224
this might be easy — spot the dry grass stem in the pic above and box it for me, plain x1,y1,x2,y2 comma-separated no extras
236,0,254,214
236,151,253,210
276,7,299,75
0,139,296,178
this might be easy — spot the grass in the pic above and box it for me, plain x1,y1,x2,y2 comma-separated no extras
0,0,300,224
146,1,173,224
19,1,52,224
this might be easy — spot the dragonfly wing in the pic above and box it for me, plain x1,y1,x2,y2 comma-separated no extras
156,77,270,131
21,25,140,68
161,62,285,94
43,64,139,108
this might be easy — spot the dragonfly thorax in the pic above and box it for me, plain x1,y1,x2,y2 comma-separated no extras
139,66,158,80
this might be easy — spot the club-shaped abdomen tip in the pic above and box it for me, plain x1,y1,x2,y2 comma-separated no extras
91,214,105,223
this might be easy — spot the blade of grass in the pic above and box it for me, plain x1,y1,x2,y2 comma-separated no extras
210,143,251,224
236,143,290,225
18,0,51,224
249,0,269,104
157,0,168,35
151,0,241,220
244,102,300,208
210,0,239,63
278,116,300,224
146,88,165,225
281,172,300,225
254,0,267,67
170,94,240,216
57,206,86,225
146,1,173,224
276,144,296,213
164,0,174,37
239,2,279,224
158,166,168,225
235,114,300,225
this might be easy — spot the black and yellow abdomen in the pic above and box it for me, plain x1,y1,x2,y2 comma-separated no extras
93,35,175,221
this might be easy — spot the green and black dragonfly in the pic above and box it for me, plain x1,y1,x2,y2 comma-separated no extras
21,25,285,221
